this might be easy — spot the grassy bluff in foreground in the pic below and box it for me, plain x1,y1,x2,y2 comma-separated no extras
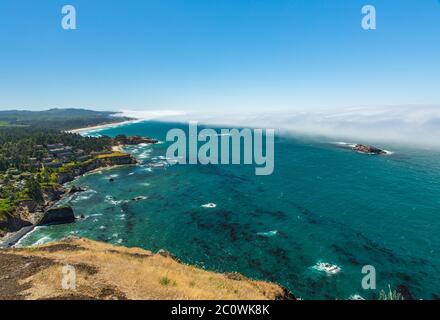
0,237,295,300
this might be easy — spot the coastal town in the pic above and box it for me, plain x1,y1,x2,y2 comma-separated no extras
0,111,158,245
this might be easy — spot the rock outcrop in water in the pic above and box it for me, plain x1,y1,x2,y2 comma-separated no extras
114,134,158,145
68,186,86,195
352,144,386,155
38,205,75,226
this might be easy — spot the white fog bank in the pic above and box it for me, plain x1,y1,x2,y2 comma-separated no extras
119,105,440,149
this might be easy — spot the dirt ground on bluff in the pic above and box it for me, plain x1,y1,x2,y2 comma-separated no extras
0,238,294,300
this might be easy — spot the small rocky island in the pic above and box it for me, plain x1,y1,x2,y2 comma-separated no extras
114,134,158,145
352,144,386,155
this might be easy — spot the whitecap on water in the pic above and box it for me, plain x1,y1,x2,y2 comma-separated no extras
132,196,147,201
135,149,152,160
105,195,123,205
149,161,168,168
201,203,217,208
311,262,341,275
257,230,278,237
90,213,103,217
72,190,97,202
349,294,365,300
32,236,52,246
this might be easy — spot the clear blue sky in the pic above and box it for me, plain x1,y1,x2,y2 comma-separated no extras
0,0,439,112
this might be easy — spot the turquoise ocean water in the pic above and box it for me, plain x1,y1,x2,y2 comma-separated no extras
19,121,440,299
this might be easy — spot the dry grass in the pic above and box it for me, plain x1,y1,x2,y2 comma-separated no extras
95,152,129,159
0,238,292,300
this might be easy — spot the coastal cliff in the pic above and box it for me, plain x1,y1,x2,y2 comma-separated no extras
37,206,75,225
0,237,295,300
0,153,136,240
57,152,136,184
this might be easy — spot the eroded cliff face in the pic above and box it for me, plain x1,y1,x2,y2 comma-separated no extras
0,237,295,300
37,206,75,226
57,155,136,184
0,214,32,236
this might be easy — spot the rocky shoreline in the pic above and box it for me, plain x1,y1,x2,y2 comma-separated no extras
0,143,146,248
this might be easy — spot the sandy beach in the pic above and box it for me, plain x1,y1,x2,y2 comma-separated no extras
67,119,141,134
111,145,124,152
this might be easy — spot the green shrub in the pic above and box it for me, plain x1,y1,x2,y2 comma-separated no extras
159,276,176,287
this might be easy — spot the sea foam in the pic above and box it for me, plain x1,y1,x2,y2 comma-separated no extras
311,262,341,275
257,230,278,237
201,203,217,208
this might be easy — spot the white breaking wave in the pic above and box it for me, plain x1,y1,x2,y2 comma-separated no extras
32,236,52,247
349,294,365,300
14,226,47,248
136,151,152,160
105,195,123,205
312,262,341,275
201,203,217,208
72,189,97,202
90,213,103,217
257,230,278,237
132,196,147,201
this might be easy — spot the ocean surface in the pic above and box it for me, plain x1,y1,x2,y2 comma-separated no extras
19,121,440,300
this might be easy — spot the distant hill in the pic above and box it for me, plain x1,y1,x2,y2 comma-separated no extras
0,108,131,130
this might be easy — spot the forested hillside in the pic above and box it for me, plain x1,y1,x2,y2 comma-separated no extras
0,108,130,130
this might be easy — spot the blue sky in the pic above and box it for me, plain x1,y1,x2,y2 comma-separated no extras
0,0,439,112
